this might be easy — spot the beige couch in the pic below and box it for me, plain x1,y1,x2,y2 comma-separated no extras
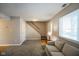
45,40,79,56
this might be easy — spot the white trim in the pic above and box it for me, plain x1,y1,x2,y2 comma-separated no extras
0,37,40,46
0,39,27,46
0,44,20,46
19,39,27,45
0,40,26,46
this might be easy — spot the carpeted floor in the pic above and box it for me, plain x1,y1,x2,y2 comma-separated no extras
3,40,47,56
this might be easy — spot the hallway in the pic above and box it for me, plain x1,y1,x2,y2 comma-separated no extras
4,40,46,56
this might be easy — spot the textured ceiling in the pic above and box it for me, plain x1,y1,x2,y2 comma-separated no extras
0,3,69,21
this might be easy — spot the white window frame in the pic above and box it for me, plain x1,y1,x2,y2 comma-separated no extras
59,9,79,42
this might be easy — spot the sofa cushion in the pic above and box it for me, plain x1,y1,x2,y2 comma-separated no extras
48,41,55,46
50,52,64,56
55,40,65,51
46,45,59,52
62,43,79,56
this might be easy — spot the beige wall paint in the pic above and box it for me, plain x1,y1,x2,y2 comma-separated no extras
0,16,27,46
47,3,79,41
0,19,11,45
26,22,41,40
0,17,21,45
33,22,47,36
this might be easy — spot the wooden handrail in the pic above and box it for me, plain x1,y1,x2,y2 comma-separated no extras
26,22,41,35
31,22,40,30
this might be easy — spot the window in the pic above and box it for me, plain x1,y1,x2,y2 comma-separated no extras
59,9,79,41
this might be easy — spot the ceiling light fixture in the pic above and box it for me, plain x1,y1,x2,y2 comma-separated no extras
33,19,38,21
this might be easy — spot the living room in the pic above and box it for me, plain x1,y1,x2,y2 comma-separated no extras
0,3,79,56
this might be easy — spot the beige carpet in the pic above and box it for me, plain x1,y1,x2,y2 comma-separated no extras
3,40,47,56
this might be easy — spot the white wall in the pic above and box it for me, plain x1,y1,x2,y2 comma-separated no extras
7,17,27,45
47,21,53,41
20,18,27,44
10,17,20,45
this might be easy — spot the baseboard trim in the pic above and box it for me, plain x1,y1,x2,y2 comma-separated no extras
0,44,20,46
0,40,26,46
0,37,41,46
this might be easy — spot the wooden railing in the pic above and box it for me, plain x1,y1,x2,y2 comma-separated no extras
26,21,41,35
31,21,40,30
